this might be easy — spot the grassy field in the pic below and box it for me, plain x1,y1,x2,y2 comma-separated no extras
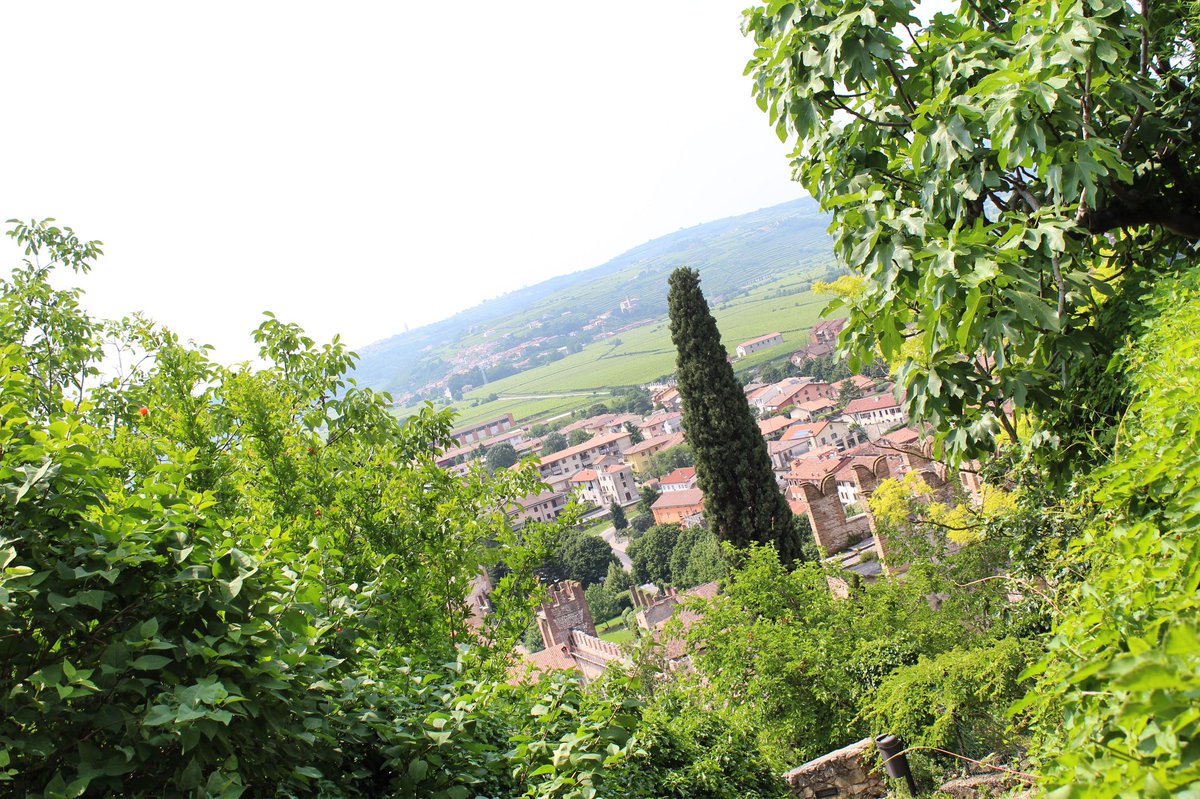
596,617,636,644
400,275,842,429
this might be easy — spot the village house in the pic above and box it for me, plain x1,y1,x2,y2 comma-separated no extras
651,386,682,411
567,469,604,506
762,378,838,414
537,430,633,479
790,397,837,422
636,411,683,439
651,488,705,526
509,490,568,527
831,374,877,395
748,377,805,413
844,394,907,439
758,414,795,440
559,412,638,438
658,466,697,492
736,331,784,358
780,418,865,453
768,437,815,470
597,459,640,506
624,431,685,473
451,414,515,446
790,318,847,363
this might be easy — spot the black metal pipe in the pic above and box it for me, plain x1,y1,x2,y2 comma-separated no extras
875,734,918,795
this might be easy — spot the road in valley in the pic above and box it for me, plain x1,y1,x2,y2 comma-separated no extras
599,524,632,571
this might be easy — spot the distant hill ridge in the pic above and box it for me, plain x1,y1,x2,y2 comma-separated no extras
354,197,834,398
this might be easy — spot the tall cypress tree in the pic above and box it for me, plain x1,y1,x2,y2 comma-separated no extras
667,267,801,562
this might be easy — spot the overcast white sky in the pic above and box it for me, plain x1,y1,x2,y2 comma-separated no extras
2,2,804,363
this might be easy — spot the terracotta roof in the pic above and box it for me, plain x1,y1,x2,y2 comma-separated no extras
812,319,848,335
660,467,696,485
739,332,783,349
744,384,774,402
539,430,630,465
769,439,808,455
513,490,565,509
758,416,795,436
512,645,578,682
651,488,704,509
684,581,720,601
844,394,901,415
637,411,681,428
796,398,835,412
781,421,829,441
880,427,921,446
787,458,848,483
569,469,599,482
832,375,877,392
626,431,684,456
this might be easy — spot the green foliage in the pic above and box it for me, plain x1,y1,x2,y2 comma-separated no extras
863,638,1034,764
605,561,633,593
610,501,628,531
628,524,681,586
1022,266,1200,797
629,512,654,535
0,222,649,798
554,531,616,588
567,429,592,447
541,432,568,455
668,526,727,589
689,546,1025,767
485,442,519,471
584,582,630,625
644,444,694,479
636,485,660,516
603,678,789,799
667,268,800,561
743,0,1200,465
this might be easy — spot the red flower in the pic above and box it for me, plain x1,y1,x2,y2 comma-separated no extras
313,508,322,517
138,406,149,417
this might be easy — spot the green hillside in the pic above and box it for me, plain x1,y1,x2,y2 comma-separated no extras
353,197,836,401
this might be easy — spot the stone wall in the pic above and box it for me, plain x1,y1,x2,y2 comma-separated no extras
536,581,596,649
799,456,890,556
783,738,887,799
568,630,627,680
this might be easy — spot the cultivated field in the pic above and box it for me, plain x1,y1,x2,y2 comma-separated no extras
435,274,840,427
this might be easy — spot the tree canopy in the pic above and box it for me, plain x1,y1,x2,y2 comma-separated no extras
743,0,1200,464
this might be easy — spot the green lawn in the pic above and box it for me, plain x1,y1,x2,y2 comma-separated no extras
596,617,636,644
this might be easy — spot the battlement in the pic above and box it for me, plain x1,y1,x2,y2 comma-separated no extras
536,580,596,650
544,580,587,608
569,630,624,661
630,584,678,609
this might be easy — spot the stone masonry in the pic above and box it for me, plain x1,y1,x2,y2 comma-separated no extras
783,738,887,799
797,456,890,555
536,581,596,650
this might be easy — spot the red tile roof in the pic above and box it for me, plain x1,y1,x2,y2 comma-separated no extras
660,467,697,485
844,394,901,415
651,488,705,509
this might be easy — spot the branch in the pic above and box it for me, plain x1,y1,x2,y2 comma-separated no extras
883,60,918,115
829,97,911,128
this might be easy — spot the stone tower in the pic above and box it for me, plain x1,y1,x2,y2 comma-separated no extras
535,581,596,650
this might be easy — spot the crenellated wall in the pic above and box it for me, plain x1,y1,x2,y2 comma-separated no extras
798,456,890,556
536,581,596,650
